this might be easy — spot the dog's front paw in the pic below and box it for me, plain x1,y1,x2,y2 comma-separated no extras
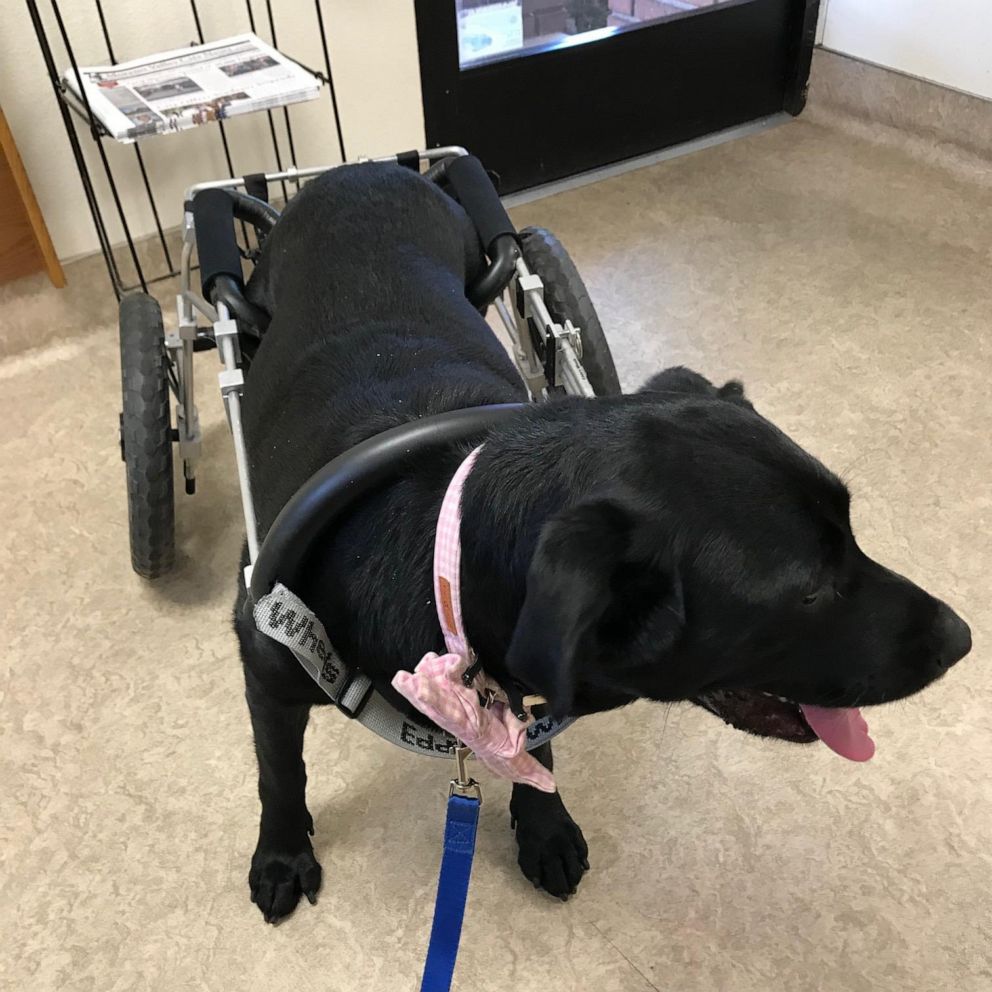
512,801,589,901
249,841,322,923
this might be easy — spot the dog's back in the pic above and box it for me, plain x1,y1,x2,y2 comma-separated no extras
247,163,479,325
242,163,525,531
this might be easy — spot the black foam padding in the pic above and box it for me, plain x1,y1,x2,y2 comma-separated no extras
192,188,244,299
396,149,420,171
446,155,517,254
249,404,528,603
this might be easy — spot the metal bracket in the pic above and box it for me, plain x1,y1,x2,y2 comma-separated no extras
218,368,245,431
218,367,245,397
213,316,241,364
558,318,583,360
539,319,583,393
166,315,198,354
517,271,544,306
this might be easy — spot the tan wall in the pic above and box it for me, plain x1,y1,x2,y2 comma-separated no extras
0,0,426,262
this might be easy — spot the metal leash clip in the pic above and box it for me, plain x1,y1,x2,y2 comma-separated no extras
449,744,482,802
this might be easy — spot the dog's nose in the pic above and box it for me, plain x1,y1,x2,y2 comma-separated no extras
934,603,972,669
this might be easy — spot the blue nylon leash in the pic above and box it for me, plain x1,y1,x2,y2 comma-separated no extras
420,748,482,992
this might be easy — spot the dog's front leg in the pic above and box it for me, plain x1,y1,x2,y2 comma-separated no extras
245,673,322,922
509,741,589,900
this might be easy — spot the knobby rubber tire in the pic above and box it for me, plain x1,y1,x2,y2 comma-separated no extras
119,292,175,578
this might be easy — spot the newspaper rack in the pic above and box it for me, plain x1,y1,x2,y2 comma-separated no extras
26,0,347,297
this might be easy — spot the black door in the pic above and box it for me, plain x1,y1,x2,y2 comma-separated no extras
415,0,818,192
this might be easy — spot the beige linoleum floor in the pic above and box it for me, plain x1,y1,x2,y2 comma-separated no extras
3,100,991,992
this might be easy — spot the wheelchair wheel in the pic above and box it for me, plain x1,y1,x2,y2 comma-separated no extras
519,226,622,396
119,292,175,578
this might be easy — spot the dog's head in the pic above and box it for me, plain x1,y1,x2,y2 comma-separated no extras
506,368,971,761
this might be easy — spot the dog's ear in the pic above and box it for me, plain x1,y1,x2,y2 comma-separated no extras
716,379,754,410
640,366,754,411
639,366,718,396
506,499,684,717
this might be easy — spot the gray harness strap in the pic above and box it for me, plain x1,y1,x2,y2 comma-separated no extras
253,583,571,758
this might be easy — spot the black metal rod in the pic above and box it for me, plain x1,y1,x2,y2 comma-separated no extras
263,113,289,203
246,0,288,201
94,0,116,59
95,0,174,273
64,133,123,292
190,0,251,248
25,0,124,295
280,106,297,171
315,0,347,163
264,0,299,171
75,155,124,293
50,0,148,292
262,111,289,202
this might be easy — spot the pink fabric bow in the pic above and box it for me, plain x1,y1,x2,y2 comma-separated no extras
392,653,556,793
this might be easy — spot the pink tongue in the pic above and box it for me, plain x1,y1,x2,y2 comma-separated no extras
799,705,876,762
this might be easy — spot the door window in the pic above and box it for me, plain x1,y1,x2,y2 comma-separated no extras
457,0,736,67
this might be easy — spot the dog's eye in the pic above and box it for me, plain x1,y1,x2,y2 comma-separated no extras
802,593,818,606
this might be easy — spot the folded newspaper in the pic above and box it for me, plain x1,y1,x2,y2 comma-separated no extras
62,34,321,143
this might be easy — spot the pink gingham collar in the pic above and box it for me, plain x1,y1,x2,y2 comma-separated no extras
389,445,556,792
431,445,547,714
433,447,482,660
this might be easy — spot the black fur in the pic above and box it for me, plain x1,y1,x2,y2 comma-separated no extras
234,163,971,921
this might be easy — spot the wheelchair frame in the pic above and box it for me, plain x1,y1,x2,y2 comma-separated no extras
167,146,597,578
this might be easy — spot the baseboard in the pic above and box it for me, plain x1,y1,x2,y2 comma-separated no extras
805,48,992,184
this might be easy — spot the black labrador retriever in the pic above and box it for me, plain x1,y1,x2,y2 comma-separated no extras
234,162,972,923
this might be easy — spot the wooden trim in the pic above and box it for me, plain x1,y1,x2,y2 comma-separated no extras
0,106,65,288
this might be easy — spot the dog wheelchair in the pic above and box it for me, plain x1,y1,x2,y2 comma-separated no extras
117,147,622,580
